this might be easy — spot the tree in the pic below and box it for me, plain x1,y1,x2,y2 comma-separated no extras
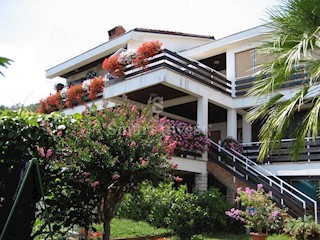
0,109,56,239
57,101,176,240
0,109,96,239
0,57,12,77
247,0,320,160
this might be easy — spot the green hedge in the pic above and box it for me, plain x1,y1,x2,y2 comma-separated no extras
117,182,241,239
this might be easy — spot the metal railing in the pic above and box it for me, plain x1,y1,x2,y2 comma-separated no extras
235,72,307,96
108,49,232,96
209,140,318,223
242,137,320,163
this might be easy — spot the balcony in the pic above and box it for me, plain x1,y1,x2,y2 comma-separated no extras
235,72,308,96
242,137,320,163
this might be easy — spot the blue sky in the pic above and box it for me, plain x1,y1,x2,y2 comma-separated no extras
0,0,280,106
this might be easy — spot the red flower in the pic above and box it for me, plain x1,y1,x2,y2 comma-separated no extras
91,181,100,188
140,158,149,167
112,174,120,180
38,92,62,113
88,76,105,100
130,141,137,148
37,99,47,113
171,163,178,169
134,41,163,68
66,84,85,108
175,176,183,182
102,55,126,78
82,172,90,177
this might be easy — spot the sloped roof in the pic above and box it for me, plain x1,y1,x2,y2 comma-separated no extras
133,28,215,40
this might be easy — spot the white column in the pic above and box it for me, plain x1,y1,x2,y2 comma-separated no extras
226,50,236,97
227,108,237,139
242,118,252,143
197,97,208,161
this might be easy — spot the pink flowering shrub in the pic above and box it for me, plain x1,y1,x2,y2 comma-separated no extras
226,184,285,234
60,100,176,240
221,137,243,154
167,119,211,153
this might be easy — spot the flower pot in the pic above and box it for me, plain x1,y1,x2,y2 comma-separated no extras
250,232,267,240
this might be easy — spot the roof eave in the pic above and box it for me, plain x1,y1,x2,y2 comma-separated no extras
46,31,134,79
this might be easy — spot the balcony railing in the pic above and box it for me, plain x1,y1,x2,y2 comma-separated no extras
106,49,232,96
235,72,307,96
242,137,320,163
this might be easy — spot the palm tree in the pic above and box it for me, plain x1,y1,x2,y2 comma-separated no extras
0,57,12,77
247,0,320,161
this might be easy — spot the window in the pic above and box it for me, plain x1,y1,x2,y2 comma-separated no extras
235,49,254,78
235,49,275,79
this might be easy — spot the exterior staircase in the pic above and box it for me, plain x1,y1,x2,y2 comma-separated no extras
207,161,247,192
207,140,318,223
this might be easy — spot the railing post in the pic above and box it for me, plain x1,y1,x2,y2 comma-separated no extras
233,156,236,183
315,202,318,224
245,158,248,181
307,137,310,162
218,140,221,162
303,202,306,221
280,181,284,206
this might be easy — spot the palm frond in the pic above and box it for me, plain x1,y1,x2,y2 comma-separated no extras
0,57,13,77
247,0,320,160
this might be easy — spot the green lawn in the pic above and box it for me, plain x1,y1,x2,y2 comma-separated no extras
94,218,170,238
203,233,291,240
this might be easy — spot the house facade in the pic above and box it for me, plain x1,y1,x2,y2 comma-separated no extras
46,25,320,222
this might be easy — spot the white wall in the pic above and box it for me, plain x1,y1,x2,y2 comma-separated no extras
128,32,213,52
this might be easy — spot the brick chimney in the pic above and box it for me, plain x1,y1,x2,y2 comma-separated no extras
108,26,126,40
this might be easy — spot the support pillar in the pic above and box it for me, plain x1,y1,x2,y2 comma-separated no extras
226,50,236,97
197,97,208,161
195,173,208,191
242,118,252,143
227,108,237,139
226,187,235,202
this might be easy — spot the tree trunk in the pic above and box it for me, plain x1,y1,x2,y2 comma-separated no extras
103,217,112,240
101,190,125,240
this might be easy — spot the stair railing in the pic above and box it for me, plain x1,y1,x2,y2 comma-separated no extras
209,139,318,223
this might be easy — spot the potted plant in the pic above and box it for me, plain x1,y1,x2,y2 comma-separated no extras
225,184,285,239
133,41,163,68
66,84,85,108
102,54,126,78
88,76,105,100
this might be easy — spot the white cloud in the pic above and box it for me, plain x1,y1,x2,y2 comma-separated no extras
0,44,55,106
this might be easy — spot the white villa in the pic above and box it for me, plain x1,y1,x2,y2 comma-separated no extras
45,25,320,222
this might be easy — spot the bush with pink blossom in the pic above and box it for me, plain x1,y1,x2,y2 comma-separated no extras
167,119,211,153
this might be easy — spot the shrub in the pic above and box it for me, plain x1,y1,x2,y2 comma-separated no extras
283,216,320,240
117,182,232,240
